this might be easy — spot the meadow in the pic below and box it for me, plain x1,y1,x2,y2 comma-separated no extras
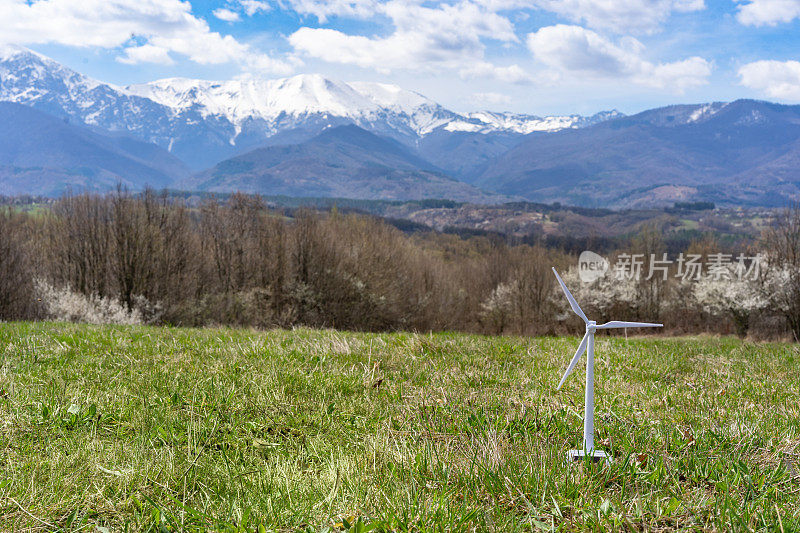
0,322,798,531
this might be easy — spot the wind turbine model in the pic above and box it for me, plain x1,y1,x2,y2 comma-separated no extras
552,268,662,462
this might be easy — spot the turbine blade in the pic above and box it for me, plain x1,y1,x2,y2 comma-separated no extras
596,321,663,329
557,331,589,390
552,268,588,324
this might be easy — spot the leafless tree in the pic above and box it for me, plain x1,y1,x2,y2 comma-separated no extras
0,208,38,319
49,193,112,297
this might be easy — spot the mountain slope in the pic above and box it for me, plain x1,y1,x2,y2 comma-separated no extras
0,102,189,195
416,130,525,182
186,125,504,202
477,100,800,207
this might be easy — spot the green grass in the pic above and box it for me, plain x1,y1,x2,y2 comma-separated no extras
677,219,700,231
0,323,798,532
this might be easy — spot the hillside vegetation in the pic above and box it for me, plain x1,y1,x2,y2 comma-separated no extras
5,191,800,341
0,323,798,531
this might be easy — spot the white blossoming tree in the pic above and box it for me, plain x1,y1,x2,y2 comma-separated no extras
480,281,517,334
36,280,143,325
692,267,767,337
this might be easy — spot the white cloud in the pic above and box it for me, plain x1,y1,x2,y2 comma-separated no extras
526,24,711,92
739,60,800,100
460,62,532,84
238,0,271,16
471,91,513,106
286,0,378,22
289,28,385,69
289,0,529,83
213,8,241,22
648,57,712,90
533,0,705,34
0,0,291,74
117,43,174,65
735,0,800,26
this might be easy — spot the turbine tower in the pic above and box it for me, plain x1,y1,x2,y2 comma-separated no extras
552,268,662,462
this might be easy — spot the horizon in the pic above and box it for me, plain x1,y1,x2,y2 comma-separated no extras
2,1,800,116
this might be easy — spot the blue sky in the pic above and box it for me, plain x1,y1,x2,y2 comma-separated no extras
4,0,800,115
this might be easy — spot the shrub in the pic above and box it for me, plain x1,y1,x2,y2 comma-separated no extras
36,280,143,325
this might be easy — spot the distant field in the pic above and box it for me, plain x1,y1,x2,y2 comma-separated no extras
0,323,798,531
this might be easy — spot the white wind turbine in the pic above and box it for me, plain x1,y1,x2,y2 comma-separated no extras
552,268,662,462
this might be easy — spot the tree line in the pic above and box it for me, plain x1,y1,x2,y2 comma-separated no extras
0,189,798,340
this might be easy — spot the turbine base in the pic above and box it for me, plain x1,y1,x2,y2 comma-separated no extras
568,449,612,463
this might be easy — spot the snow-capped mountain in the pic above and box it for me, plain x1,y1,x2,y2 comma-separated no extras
0,44,623,171
125,75,462,141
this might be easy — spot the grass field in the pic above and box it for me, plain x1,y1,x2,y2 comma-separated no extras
0,322,798,532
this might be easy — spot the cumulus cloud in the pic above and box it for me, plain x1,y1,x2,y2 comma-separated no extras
739,60,800,100
533,0,705,34
117,43,175,65
526,24,711,92
213,8,241,22
0,0,291,73
289,0,529,83
735,0,800,26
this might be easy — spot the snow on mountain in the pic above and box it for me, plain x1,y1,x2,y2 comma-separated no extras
347,81,458,135
628,102,732,128
127,75,376,123
445,112,573,134
688,103,728,123
0,43,116,119
442,110,625,134
446,112,571,134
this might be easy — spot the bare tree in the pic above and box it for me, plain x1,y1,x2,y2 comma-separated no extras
0,208,38,319
632,223,667,321
111,187,165,309
509,245,557,335
49,193,112,297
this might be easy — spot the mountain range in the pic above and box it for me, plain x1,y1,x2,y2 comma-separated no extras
1,44,610,169
1,44,799,207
